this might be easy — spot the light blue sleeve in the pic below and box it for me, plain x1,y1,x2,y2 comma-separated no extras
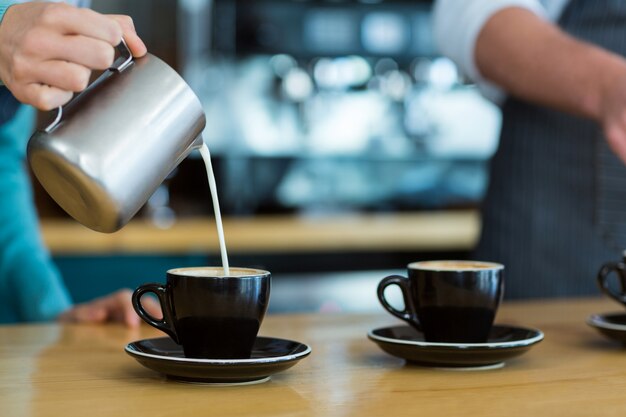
0,1,16,23
0,105,72,323
0,0,91,22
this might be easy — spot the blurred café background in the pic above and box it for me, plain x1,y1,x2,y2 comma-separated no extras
34,0,503,313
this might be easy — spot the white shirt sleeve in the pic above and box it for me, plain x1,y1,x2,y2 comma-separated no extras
432,0,549,103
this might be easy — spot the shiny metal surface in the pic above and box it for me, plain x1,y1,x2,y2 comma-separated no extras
28,52,206,233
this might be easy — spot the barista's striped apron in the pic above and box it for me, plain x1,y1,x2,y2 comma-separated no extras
476,0,626,298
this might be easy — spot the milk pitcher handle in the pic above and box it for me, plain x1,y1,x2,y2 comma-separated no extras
132,283,179,344
44,38,134,133
109,37,134,73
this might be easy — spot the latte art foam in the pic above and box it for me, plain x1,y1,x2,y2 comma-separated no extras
410,260,503,271
171,267,262,278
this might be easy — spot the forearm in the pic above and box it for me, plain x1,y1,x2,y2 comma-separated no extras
475,7,626,121
0,106,71,323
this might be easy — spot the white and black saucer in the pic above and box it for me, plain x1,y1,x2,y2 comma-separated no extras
587,312,626,344
125,336,311,385
368,324,544,369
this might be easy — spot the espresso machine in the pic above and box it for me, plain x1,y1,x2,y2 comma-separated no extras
173,0,501,217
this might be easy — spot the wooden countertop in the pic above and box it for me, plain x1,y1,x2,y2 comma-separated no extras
40,210,480,255
1,297,624,417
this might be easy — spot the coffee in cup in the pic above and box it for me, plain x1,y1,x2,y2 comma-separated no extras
377,260,504,343
132,267,270,359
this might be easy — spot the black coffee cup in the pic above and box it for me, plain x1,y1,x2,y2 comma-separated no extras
597,252,626,306
377,260,504,343
132,267,270,359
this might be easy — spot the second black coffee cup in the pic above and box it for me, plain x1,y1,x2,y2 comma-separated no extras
132,267,270,359
377,260,504,343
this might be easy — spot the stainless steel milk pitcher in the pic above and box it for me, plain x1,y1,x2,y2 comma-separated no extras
27,40,205,233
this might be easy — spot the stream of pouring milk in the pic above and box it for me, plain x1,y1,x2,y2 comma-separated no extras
199,142,230,276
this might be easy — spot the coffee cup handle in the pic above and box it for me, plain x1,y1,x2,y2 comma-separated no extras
377,275,420,329
131,283,179,344
597,262,626,304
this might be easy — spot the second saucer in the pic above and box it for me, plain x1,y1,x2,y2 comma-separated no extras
368,324,544,369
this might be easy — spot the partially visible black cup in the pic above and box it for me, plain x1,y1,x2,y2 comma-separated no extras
597,252,626,306
132,267,270,359
377,260,504,343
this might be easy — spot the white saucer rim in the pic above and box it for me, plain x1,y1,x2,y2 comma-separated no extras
432,362,505,371
587,313,626,331
169,376,271,386
367,324,544,349
125,336,312,365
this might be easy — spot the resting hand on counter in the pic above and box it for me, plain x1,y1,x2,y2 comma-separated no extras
0,1,147,111
58,289,162,328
